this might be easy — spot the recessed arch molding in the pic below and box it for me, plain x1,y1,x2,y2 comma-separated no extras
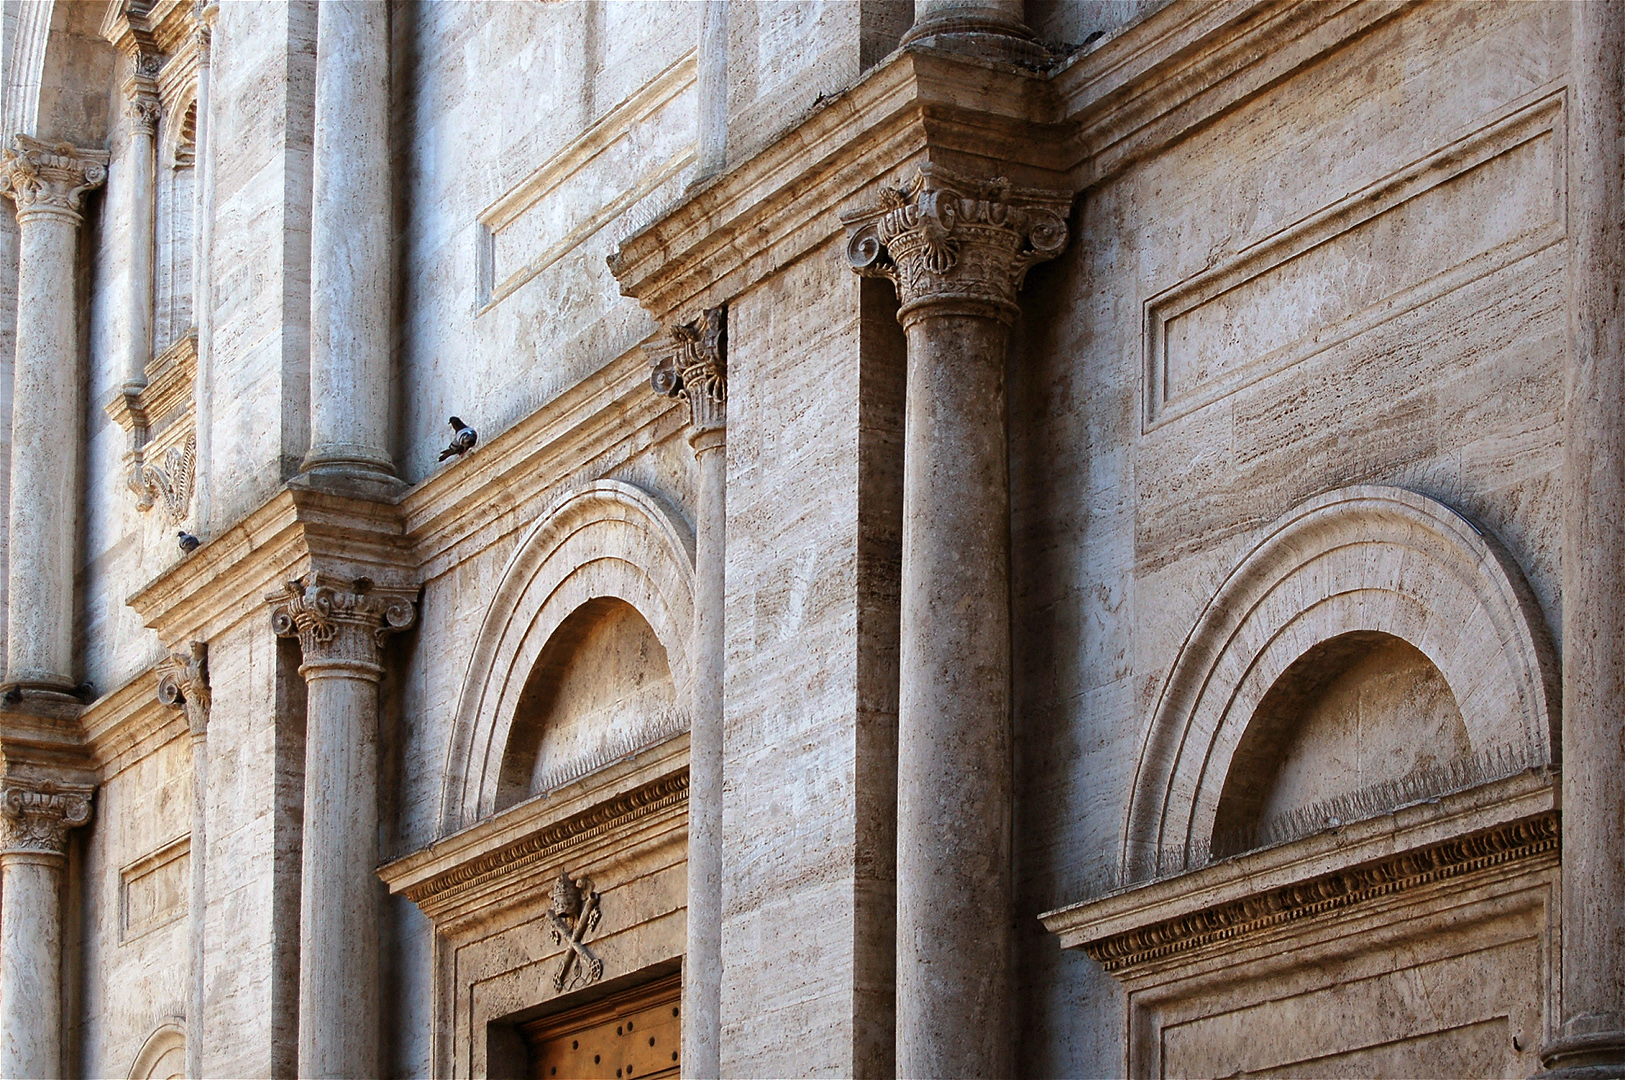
1121,485,1559,885
439,479,696,836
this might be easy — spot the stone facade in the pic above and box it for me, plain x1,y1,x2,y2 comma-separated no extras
0,1,1621,1078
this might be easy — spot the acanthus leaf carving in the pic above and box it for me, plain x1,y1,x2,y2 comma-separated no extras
841,163,1070,326
0,135,109,220
267,573,416,674
646,305,726,432
156,640,210,737
0,777,95,856
129,431,196,524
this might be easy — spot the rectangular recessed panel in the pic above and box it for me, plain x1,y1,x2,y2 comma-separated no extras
1145,91,1564,428
1159,934,1538,1079
120,835,189,942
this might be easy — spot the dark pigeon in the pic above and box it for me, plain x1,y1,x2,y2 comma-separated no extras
178,530,200,553
439,416,478,461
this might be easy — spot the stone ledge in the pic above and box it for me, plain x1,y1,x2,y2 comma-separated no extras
380,731,688,925
1041,767,1558,972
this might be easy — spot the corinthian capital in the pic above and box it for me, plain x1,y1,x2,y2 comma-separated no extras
842,164,1069,326
0,136,110,222
267,573,416,677
157,641,210,737
646,305,726,434
0,777,94,856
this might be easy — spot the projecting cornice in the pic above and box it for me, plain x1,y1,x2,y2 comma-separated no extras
126,484,414,647
610,0,1407,325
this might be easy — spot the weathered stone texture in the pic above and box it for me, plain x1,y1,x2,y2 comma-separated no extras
5,1,1619,1077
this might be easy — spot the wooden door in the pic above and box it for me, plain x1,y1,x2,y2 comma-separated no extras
522,973,681,1080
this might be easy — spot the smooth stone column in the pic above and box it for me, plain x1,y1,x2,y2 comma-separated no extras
648,307,727,1079
0,138,107,700
192,8,217,534
158,643,210,1080
0,777,93,1079
844,165,1067,1079
269,575,414,1079
1542,0,1625,1075
304,0,395,481
119,65,160,394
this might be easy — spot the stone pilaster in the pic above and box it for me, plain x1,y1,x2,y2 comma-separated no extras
190,1,217,547
303,0,396,485
1543,0,1625,1075
0,776,93,1080
647,306,727,1079
844,165,1067,1079
269,574,413,1078
158,641,210,1077
0,137,108,701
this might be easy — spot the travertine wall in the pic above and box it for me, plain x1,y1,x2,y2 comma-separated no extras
0,1,1606,1077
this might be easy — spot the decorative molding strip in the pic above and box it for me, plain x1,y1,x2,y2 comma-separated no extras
1083,812,1557,974
106,331,199,525
401,770,688,910
478,51,697,311
1143,88,1564,429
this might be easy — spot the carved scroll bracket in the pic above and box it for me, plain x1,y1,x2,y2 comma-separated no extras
841,163,1070,328
267,573,416,678
646,305,726,436
0,777,94,857
106,332,199,526
157,641,210,738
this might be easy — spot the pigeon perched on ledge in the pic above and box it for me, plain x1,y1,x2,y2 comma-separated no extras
178,530,200,553
439,416,478,462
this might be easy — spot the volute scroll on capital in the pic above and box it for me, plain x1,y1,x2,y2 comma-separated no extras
267,573,416,674
841,163,1070,326
0,135,110,221
156,641,210,737
0,777,94,856
646,305,726,434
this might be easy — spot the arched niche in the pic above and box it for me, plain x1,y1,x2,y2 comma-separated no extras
440,480,695,835
127,1022,185,1080
1122,485,1557,884
495,595,679,811
8,0,118,144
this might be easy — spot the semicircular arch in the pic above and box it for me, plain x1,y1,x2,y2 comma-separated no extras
439,479,695,835
1121,485,1558,884
127,1021,185,1080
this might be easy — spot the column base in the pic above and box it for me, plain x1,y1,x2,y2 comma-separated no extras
292,455,405,501
0,678,86,713
1537,1027,1625,1079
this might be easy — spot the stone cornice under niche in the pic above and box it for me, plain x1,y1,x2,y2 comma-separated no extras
1041,768,1558,976
379,732,689,925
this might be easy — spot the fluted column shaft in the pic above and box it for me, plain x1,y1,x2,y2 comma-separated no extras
1545,0,1625,1075
119,70,159,394
269,576,413,1079
0,779,92,1080
649,308,726,1079
0,138,107,697
845,166,1067,1079
305,0,394,479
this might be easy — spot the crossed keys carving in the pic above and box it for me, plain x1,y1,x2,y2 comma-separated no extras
546,871,604,992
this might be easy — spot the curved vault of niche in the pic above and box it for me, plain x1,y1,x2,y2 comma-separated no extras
1209,631,1474,858
440,479,695,836
1121,485,1557,885
496,596,679,811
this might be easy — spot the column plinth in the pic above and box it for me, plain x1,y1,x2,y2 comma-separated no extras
844,165,1068,1079
0,137,107,702
269,574,413,1079
648,306,726,1079
0,777,93,1080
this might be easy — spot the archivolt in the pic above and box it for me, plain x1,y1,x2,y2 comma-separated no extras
1120,485,1558,885
439,479,695,835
